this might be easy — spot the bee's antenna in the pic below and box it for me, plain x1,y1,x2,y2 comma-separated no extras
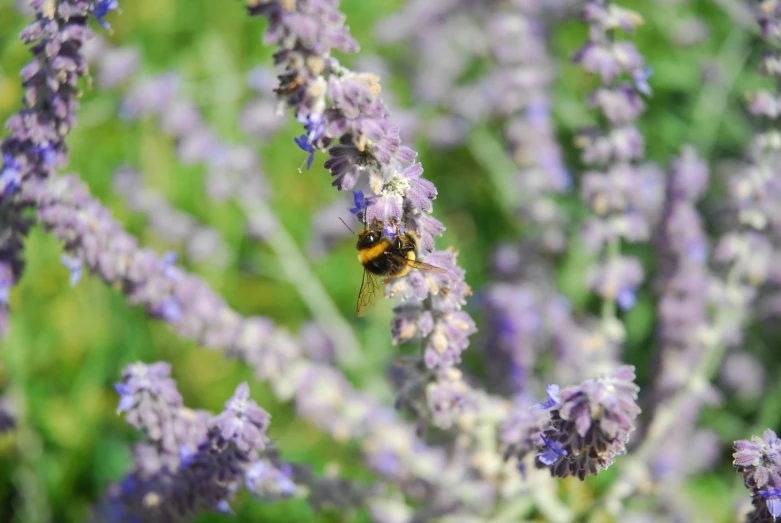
339,217,356,235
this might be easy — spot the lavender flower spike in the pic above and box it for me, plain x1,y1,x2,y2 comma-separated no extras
246,0,477,427
114,361,209,475
532,366,641,480
734,429,781,522
0,0,118,336
718,12,781,520
574,0,662,371
93,368,273,522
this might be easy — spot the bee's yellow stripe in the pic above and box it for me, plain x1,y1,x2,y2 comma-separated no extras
358,239,390,265
387,250,415,278
389,265,412,278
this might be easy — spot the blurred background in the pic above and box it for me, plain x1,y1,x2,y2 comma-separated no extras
0,0,778,521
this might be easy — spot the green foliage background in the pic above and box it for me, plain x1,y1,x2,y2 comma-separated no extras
0,0,777,521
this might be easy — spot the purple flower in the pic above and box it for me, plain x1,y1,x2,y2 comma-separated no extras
587,255,644,304
93,0,120,30
574,1,656,338
298,112,326,143
33,142,57,167
670,145,710,200
582,2,644,33
215,500,233,514
365,193,403,224
245,460,296,500
114,384,135,414
533,384,560,410
535,366,641,479
539,435,568,466
156,298,182,323
633,66,654,96
1,153,21,196
60,253,83,286
758,488,781,519
1,264,14,326
574,41,646,84
1,0,117,337
654,147,712,398
382,222,398,239
424,371,470,429
588,86,646,125
616,286,637,311
114,362,183,429
210,382,271,453
500,397,549,466
481,281,548,395
476,3,573,394
160,251,179,279
734,429,781,491
294,134,316,170
349,190,370,215
99,371,278,522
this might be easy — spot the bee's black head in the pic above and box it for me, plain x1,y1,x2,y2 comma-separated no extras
357,229,380,250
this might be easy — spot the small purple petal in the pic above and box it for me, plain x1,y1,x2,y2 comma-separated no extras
215,500,232,514
533,384,560,409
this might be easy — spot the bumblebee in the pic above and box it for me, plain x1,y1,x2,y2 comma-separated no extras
355,227,445,317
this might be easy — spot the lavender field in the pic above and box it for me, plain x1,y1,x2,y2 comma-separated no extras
1,0,780,522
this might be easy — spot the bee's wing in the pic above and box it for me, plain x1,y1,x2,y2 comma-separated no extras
387,253,448,274
357,268,382,317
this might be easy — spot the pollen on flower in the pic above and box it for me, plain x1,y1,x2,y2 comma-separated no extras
398,321,417,340
425,277,441,295
355,135,369,152
142,492,161,507
308,77,327,100
344,72,382,95
607,6,644,28
431,329,447,353
305,56,326,76
382,174,411,199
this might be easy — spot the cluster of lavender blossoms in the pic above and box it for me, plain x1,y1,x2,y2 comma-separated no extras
489,0,645,484
653,147,711,396
735,429,781,521
479,1,571,397
1,0,119,334
732,2,781,520
245,0,477,428
574,2,663,371
90,362,295,522
531,366,640,479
